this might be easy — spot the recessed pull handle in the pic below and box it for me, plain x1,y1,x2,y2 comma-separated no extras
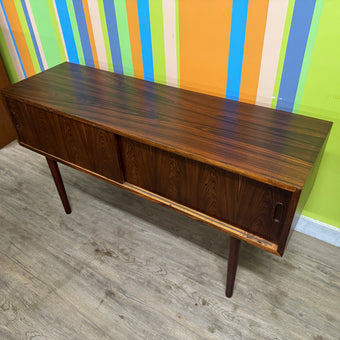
273,202,284,223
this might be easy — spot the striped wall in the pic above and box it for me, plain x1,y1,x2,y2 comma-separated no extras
0,0,339,229
0,0,319,106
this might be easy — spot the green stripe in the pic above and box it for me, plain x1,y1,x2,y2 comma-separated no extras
98,0,113,72
298,0,340,228
114,0,133,76
176,0,180,87
293,0,324,113
149,0,166,84
0,26,19,83
271,0,296,109
66,0,85,65
14,0,40,72
47,0,66,61
29,0,62,67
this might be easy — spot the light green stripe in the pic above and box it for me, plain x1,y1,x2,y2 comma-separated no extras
114,0,133,76
14,0,40,72
149,0,166,84
293,0,324,113
98,0,113,72
29,0,62,67
176,0,180,87
0,27,19,83
298,0,340,228
271,0,296,109
66,0,85,65
47,1,66,61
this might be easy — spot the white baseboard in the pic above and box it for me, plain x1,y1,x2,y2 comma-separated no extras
295,215,340,247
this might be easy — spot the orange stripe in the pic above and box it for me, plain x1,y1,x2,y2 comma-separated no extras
82,0,99,68
3,1,35,77
239,0,269,104
125,0,143,79
179,0,232,97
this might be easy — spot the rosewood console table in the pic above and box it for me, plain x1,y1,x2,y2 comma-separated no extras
2,63,332,297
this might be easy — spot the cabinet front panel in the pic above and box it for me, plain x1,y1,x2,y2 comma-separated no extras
120,137,292,243
6,99,123,183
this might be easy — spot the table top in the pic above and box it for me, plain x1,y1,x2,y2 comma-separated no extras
2,62,332,191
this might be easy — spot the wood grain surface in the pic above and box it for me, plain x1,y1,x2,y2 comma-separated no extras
1,62,332,190
0,57,16,148
5,98,123,184
120,137,291,243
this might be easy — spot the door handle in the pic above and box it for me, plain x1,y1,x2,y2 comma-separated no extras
273,202,284,223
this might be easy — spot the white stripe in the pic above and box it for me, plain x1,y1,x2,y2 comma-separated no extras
24,0,48,69
162,0,177,87
86,0,108,70
52,0,68,61
256,0,289,107
0,5,25,80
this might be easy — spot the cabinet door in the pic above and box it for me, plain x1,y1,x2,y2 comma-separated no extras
120,137,292,243
6,99,123,183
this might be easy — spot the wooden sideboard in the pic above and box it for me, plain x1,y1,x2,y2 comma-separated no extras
1,62,332,297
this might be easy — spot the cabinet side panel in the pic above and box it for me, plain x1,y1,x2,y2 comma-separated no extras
277,136,329,255
0,59,16,148
120,137,292,243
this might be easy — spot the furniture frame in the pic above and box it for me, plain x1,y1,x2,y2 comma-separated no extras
0,56,16,148
2,63,332,297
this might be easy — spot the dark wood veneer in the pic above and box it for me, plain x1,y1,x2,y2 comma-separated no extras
120,136,291,243
6,98,123,184
1,62,332,298
0,56,16,148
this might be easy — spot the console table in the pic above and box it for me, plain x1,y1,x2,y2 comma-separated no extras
2,62,332,297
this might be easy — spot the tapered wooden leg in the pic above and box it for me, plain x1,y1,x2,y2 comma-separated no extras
226,236,241,298
46,157,71,214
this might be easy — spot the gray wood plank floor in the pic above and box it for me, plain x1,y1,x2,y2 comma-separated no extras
0,142,339,340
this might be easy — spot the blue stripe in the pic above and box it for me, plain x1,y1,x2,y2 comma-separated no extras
136,0,153,81
276,0,316,112
55,0,79,64
20,0,44,71
226,0,249,100
103,0,123,74
0,1,26,77
72,0,94,67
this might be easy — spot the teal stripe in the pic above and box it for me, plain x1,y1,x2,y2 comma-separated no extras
29,0,63,67
226,0,249,100
137,0,154,81
0,26,19,83
293,0,324,113
66,0,85,65
114,0,133,76
54,0,79,63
